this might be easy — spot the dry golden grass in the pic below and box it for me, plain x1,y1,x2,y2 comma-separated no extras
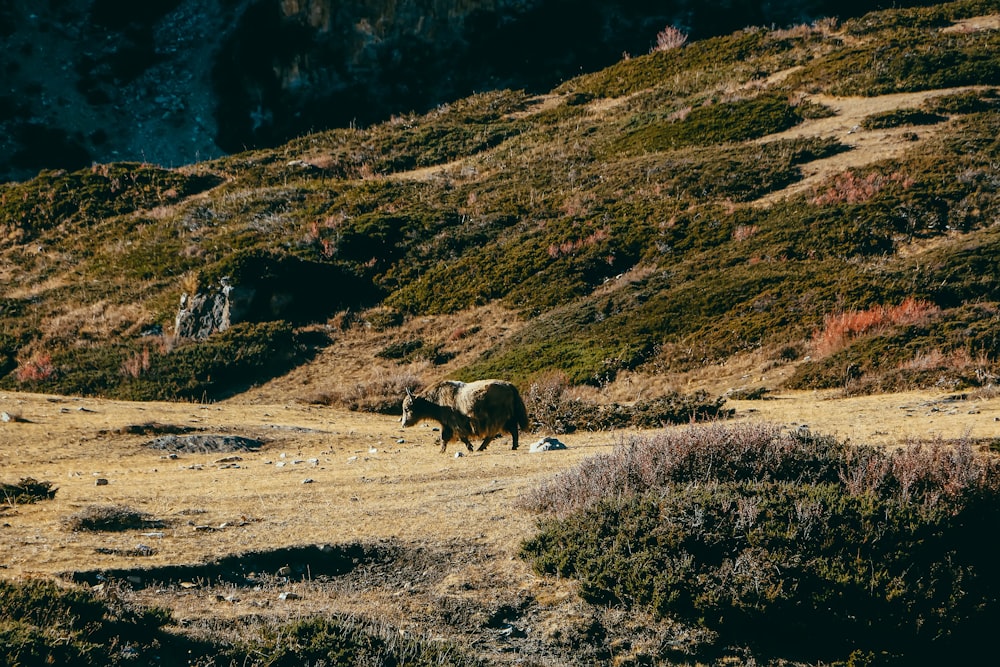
3,367,999,660
3,384,997,579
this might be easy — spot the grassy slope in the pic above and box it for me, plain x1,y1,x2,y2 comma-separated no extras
0,0,998,405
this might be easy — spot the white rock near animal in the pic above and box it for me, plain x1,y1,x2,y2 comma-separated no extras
529,437,568,452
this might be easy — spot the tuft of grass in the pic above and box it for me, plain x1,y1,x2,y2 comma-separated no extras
1,477,57,504
63,505,169,532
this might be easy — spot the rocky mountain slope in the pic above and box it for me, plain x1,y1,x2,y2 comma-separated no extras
2,0,942,183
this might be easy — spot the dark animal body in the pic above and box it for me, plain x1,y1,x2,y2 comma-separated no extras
402,380,529,453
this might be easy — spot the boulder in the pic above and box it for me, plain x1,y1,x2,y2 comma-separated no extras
529,437,568,452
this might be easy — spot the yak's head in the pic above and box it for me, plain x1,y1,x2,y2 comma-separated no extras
401,387,422,427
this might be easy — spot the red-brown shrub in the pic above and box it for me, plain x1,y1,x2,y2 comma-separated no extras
15,351,55,384
811,170,914,206
812,297,940,357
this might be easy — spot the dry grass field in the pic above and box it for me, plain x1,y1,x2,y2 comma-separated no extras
3,380,999,663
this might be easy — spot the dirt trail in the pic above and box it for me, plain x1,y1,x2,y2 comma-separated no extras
754,86,988,205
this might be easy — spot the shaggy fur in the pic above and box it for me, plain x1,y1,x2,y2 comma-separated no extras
401,379,529,453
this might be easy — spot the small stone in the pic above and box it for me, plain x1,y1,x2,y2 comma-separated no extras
278,592,300,601
95,478,109,486
301,478,314,484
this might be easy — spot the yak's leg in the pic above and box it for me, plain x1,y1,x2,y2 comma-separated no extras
509,424,519,450
462,436,475,452
476,435,495,451
439,425,453,453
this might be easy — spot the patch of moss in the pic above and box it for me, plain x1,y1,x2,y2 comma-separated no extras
611,93,805,155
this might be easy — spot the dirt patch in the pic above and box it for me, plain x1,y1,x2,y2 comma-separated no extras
942,14,1000,33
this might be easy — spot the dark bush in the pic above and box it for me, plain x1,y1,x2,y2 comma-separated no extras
860,108,948,130
524,375,730,433
377,339,424,360
0,477,57,504
0,579,177,667
63,505,168,532
2,321,309,401
521,424,1000,664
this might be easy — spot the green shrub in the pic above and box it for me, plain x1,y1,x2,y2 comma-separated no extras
0,579,177,667
0,163,220,246
2,322,307,401
521,423,1000,664
611,93,805,154
232,616,483,667
788,26,1000,96
922,87,1000,114
860,108,948,130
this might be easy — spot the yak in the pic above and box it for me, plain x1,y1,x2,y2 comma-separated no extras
401,379,529,453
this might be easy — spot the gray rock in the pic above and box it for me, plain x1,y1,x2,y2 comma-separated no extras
146,434,263,454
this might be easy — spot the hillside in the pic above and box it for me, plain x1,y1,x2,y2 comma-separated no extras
3,0,999,410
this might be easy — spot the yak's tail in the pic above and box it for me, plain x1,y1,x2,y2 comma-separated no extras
513,387,529,430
